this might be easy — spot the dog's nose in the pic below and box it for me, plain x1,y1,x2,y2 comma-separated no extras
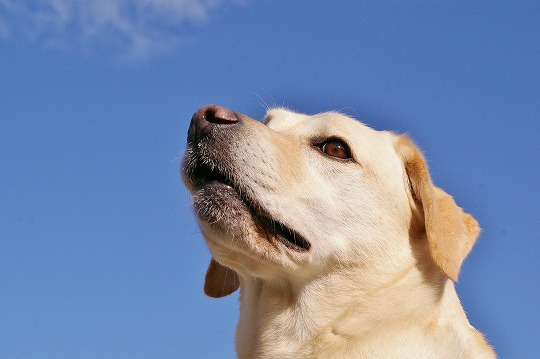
188,105,239,142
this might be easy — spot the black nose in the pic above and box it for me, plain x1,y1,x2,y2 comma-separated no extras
187,105,239,143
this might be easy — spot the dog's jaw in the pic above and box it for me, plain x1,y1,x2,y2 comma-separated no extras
182,141,312,256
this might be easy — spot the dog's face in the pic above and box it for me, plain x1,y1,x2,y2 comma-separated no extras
182,105,480,297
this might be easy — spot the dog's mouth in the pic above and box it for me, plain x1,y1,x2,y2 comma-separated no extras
188,163,311,252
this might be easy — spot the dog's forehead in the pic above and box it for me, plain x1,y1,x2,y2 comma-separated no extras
264,108,391,143
264,108,310,131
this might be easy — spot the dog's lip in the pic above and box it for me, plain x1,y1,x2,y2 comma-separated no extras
191,163,230,188
191,166,311,252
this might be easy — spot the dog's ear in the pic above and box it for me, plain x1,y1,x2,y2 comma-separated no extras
204,259,239,298
395,135,480,281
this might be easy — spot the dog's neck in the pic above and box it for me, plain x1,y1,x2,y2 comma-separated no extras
234,259,473,359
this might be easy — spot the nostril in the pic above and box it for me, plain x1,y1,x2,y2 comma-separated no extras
204,106,238,125
204,109,219,123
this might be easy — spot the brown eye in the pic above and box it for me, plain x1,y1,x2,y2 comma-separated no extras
321,140,351,159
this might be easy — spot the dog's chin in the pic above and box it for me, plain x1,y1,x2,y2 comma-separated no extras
193,180,252,226
192,180,311,253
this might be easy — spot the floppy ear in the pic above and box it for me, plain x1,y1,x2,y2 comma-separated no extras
395,136,480,281
204,259,239,298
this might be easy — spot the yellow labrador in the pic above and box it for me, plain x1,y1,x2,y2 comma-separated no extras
181,105,496,359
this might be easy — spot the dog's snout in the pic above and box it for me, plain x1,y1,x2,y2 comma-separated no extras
188,105,239,142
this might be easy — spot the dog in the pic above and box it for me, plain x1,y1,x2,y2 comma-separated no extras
181,105,496,359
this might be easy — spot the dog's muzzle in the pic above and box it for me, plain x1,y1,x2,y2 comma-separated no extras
182,105,312,253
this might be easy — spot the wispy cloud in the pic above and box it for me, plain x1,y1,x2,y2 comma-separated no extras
0,0,239,62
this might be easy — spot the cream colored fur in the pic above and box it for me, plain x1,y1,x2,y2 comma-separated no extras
182,107,496,358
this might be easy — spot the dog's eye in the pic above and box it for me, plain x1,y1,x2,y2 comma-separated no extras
320,139,351,159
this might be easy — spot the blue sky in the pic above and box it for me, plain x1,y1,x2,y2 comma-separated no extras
0,1,538,358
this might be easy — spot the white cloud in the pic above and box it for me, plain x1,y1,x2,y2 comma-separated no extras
0,0,238,62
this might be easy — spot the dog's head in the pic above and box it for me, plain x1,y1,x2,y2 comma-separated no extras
181,105,480,297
